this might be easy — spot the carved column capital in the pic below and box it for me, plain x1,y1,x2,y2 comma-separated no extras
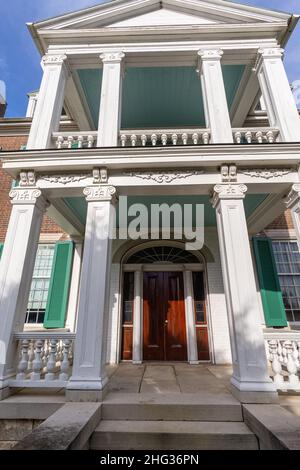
285,184,300,208
99,52,125,64
198,49,224,61
83,185,117,203
9,188,49,211
211,183,247,208
254,47,284,73
42,54,70,77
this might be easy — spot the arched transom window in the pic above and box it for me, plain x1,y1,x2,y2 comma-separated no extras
126,246,200,264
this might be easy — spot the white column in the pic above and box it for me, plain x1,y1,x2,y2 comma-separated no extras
65,242,83,332
67,185,117,401
27,54,69,149
198,49,233,144
183,270,199,364
212,184,276,397
132,269,143,364
256,48,300,142
0,188,48,397
285,184,300,250
97,52,125,147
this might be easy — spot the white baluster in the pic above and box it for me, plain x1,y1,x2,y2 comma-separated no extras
87,135,94,148
234,131,242,144
282,342,288,365
266,130,275,143
56,136,64,149
292,341,299,368
297,341,300,368
27,341,35,374
120,134,127,147
67,136,74,149
31,340,44,381
269,340,284,388
192,133,199,145
45,339,58,381
59,340,72,381
255,131,263,144
245,131,252,144
171,134,178,146
151,134,157,146
161,134,168,146
284,341,300,389
16,340,30,380
77,135,84,149
182,133,188,145
202,132,209,145
277,340,283,363
131,134,137,147
265,339,270,361
141,134,147,146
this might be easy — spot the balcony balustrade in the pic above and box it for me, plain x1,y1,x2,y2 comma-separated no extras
52,127,280,149
264,332,300,392
9,332,76,388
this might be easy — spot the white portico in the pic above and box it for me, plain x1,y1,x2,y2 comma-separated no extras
0,0,300,402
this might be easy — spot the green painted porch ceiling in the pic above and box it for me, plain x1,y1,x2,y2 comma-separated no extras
77,65,245,129
64,195,267,227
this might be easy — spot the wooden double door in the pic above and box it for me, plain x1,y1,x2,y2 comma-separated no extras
143,271,187,361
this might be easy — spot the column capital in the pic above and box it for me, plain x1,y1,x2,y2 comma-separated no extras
42,54,70,79
83,184,117,203
9,188,49,211
198,49,223,60
254,47,284,73
99,52,125,64
211,183,247,208
42,54,68,66
285,184,300,208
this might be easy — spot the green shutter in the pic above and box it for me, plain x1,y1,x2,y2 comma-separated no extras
253,237,287,327
0,243,3,260
43,241,74,329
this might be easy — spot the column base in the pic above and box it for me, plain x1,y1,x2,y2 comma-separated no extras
66,376,108,402
230,376,278,404
189,360,200,365
132,361,143,365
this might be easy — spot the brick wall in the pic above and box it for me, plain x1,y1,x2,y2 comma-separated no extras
0,135,66,242
266,209,294,230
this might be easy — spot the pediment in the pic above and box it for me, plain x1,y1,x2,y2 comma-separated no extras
34,0,291,31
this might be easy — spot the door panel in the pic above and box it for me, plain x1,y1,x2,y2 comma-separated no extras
165,272,187,361
143,272,164,360
143,271,187,361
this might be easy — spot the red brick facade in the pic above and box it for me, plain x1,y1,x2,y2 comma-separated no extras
0,135,65,242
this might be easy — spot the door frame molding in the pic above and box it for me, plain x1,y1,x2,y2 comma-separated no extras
122,263,207,364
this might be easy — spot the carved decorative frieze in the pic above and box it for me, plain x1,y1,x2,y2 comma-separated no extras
240,169,293,180
20,170,36,187
83,185,117,202
211,184,247,207
40,174,89,185
93,168,108,184
124,170,203,184
285,184,300,208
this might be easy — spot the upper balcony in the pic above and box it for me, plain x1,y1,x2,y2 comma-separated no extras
17,0,300,153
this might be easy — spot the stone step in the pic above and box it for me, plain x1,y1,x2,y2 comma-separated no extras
102,392,243,422
90,420,259,450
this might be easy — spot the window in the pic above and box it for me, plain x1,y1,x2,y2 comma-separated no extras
126,246,200,264
25,245,55,324
272,241,300,322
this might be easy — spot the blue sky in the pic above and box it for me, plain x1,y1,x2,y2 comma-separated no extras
0,0,299,117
